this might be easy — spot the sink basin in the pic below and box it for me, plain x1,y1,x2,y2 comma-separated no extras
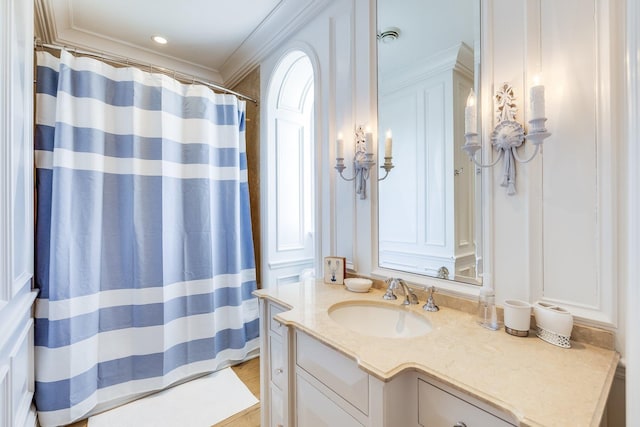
328,302,432,338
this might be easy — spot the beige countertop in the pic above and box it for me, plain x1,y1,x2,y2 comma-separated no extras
254,280,620,427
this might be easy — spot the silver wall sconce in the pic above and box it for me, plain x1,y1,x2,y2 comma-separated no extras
335,125,394,199
462,79,551,195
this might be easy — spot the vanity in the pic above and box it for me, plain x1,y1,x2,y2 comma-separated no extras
255,281,619,427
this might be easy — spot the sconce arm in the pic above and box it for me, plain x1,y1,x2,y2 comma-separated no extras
335,160,358,181
469,149,505,169
336,168,358,181
511,143,541,164
378,158,394,181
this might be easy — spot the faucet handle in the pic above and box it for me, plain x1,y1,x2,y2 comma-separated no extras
423,286,439,312
382,278,397,300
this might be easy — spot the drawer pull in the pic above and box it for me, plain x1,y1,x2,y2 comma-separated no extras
453,423,467,427
274,368,283,375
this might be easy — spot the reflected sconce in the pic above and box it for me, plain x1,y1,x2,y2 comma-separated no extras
462,77,551,195
335,125,394,199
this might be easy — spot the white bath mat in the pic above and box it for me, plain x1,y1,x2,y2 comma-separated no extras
88,367,258,427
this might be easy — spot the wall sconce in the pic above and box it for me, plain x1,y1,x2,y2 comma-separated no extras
462,78,551,195
335,125,394,199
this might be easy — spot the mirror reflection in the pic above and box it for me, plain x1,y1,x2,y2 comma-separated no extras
377,0,481,284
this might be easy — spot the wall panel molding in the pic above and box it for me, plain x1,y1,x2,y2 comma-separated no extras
625,0,639,420
331,2,357,271
519,0,622,328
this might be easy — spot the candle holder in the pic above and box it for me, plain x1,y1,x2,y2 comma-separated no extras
462,82,552,195
379,157,394,181
336,125,394,199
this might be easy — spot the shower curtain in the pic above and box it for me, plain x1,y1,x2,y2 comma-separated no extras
34,50,259,426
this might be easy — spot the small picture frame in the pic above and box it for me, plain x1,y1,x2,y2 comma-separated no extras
324,256,346,285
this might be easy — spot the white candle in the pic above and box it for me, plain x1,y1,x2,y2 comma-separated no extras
530,76,545,120
384,129,393,158
464,89,477,134
336,132,344,158
364,126,372,152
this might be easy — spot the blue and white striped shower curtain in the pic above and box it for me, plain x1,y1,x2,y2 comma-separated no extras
34,50,259,426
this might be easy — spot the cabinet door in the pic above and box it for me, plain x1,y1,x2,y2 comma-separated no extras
296,373,364,427
260,300,290,427
270,383,285,427
418,379,514,427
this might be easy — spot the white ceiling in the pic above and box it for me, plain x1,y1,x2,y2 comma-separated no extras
35,0,323,86
377,0,477,74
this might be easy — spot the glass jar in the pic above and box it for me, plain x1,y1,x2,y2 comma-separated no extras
476,288,500,330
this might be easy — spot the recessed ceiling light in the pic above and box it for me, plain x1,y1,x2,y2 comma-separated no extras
152,35,168,45
377,27,400,44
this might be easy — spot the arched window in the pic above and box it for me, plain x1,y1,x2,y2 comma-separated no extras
264,51,315,287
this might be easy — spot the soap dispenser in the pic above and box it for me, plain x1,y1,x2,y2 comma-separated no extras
477,287,500,330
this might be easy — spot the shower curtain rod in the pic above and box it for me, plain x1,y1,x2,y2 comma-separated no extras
34,41,258,104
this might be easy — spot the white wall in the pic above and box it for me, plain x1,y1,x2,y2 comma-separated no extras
260,0,376,279
259,0,629,350
625,0,639,422
262,0,628,342
260,0,630,423
0,0,37,425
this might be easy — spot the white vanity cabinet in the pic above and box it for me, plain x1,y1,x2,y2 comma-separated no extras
259,305,517,427
255,283,618,426
294,331,370,426
292,331,515,427
259,299,291,427
417,377,515,427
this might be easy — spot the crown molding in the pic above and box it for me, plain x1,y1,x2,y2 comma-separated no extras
35,0,332,88
34,0,57,43
221,0,333,87
34,0,223,83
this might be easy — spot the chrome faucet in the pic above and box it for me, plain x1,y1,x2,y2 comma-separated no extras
383,278,419,305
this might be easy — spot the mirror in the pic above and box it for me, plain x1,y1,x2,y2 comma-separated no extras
376,0,481,284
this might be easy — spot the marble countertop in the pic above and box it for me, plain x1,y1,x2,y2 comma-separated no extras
254,280,620,427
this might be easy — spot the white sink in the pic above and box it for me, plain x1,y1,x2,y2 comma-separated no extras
328,301,432,338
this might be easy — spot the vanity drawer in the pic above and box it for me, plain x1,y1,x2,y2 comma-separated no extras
418,379,515,427
295,331,369,415
269,303,286,336
269,334,285,390
296,372,364,427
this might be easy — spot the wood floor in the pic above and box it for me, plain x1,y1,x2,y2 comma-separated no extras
65,357,261,427
213,357,261,427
